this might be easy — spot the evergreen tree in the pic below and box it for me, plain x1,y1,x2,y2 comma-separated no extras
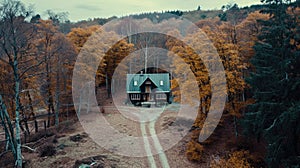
243,0,300,167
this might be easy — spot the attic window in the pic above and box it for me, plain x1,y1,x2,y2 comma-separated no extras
160,80,163,85
134,81,138,86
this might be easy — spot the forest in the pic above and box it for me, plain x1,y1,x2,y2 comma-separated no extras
0,0,299,167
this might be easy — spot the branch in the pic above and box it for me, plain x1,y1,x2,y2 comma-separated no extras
265,118,278,132
0,31,13,65
0,56,9,64
0,150,11,158
18,56,38,65
19,59,45,79
24,137,46,147
21,145,36,152
21,72,46,80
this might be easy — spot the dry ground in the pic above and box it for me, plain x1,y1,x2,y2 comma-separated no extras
0,93,254,168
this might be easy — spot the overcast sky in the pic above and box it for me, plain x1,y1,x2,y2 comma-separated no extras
22,0,262,21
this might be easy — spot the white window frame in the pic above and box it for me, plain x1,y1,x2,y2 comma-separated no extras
131,94,140,100
156,93,166,100
134,81,138,86
160,80,164,86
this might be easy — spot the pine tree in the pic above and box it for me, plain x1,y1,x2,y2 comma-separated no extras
243,1,300,167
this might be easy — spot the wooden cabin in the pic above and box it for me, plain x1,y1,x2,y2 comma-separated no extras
126,73,171,106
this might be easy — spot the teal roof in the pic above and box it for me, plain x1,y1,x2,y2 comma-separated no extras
126,73,170,93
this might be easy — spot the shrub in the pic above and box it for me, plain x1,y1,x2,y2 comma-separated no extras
186,140,204,162
38,143,56,157
210,150,253,168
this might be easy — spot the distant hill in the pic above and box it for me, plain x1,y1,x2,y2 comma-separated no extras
59,3,269,34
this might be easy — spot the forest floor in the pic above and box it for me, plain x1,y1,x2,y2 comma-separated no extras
21,102,203,168
0,90,261,168
0,109,256,168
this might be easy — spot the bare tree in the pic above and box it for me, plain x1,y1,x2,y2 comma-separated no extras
0,0,39,167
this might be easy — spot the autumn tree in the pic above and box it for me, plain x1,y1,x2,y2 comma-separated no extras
167,14,266,161
113,17,139,74
67,25,100,53
103,39,134,97
67,25,108,96
199,20,248,138
166,29,222,161
36,19,76,127
197,11,269,139
0,62,15,115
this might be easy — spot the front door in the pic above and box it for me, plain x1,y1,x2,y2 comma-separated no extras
145,86,151,93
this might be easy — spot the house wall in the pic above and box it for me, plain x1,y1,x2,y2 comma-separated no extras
128,92,171,105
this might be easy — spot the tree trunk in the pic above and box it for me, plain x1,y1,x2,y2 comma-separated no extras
13,60,23,167
232,100,238,138
55,61,61,126
0,95,17,158
144,45,148,73
106,73,110,98
46,61,55,127
26,91,38,133
19,101,30,137
86,82,91,113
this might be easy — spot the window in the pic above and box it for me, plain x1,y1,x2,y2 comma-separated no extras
131,94,140,100
160,80,164,85
134,81,138,86
156,94,166,100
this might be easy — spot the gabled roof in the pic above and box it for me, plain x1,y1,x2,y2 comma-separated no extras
126,73,170,93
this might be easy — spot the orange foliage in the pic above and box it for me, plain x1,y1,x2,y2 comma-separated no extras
66,25,101,53
186,135,205,162
210,150,253,168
